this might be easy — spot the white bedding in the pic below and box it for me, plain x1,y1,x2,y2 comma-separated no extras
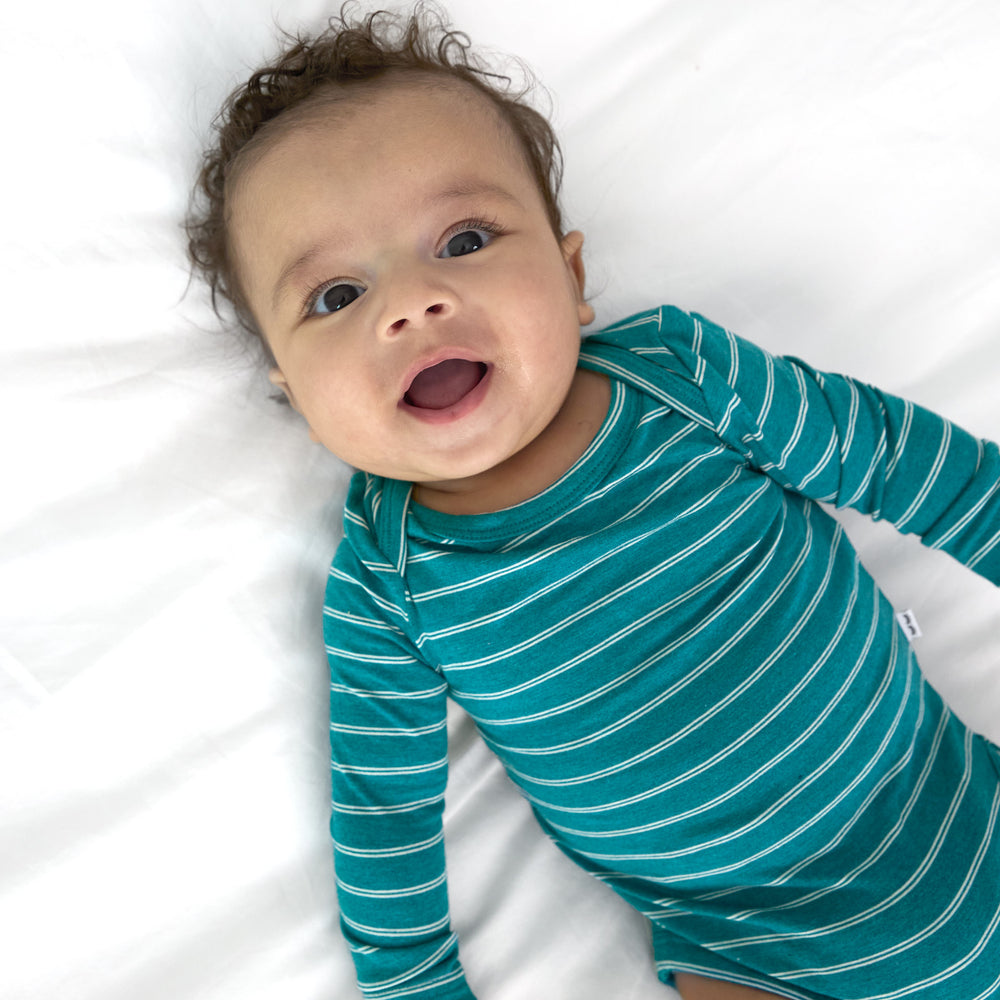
2,2,998,998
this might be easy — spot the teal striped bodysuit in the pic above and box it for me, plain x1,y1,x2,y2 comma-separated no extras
325,306,1000,999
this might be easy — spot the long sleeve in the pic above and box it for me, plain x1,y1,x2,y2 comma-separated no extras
324,478,476,1000
654,307,1000,584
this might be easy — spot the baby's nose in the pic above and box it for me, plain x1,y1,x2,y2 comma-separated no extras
388,301,447,335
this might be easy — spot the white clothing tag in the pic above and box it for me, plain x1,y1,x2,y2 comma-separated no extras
895,609,923,640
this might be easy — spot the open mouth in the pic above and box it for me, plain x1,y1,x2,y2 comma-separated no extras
403,358,489,410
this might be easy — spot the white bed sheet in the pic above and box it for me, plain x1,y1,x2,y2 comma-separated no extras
2,2,998,998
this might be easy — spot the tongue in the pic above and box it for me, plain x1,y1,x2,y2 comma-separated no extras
405,359,485,410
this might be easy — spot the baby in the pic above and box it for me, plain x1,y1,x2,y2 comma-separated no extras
187,4,1000,999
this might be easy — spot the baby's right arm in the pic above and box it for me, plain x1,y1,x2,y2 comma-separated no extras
325,482,477,1000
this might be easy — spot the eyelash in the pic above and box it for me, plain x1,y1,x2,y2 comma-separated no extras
443,215,504,248
301,216,505,319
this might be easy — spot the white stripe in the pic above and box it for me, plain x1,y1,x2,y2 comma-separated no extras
885,398,914,480
333,792,445,816
329,565,409,621
332,755,448,777
327,647,418,666
342,912,450,939
335,830,444,859
895,422,952,530
337,871,447,899
330,679,446,700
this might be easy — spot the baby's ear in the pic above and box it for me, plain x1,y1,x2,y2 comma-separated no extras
267,368,319,442
268,369,320,441
560,230,596,326
268,368,295,406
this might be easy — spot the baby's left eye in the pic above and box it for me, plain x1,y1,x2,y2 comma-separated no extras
441,228,493,258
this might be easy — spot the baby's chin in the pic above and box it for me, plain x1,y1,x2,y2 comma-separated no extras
340,453,507,490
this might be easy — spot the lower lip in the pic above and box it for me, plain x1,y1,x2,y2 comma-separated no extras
398,365,493,424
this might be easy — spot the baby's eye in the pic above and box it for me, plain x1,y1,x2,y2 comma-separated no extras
441,228,493,258
310,282,364,316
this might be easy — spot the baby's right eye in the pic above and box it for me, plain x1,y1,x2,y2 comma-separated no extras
309,282,364,316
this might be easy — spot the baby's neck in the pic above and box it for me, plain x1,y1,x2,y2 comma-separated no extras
412,368,611,516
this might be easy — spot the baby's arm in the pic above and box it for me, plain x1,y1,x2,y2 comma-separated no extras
661,309,1000,582
325,504,476,1000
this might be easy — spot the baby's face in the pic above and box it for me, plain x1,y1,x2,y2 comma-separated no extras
228,77,593,489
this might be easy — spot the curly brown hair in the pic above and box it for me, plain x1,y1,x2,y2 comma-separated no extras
185,1,565,355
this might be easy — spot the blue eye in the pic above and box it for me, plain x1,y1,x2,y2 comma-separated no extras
311,282,363,316
441,228,493,258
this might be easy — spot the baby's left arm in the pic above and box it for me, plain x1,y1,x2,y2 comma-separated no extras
667,311,1000,583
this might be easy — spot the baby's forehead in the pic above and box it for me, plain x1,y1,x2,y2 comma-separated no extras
290,71,509,141
229,72,524,209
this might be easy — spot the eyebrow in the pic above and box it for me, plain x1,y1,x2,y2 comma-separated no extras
270,180,524,312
